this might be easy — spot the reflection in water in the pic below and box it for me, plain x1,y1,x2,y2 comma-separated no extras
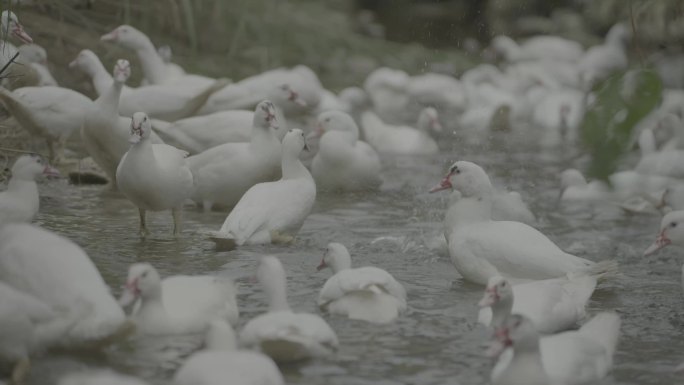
24,127,684,385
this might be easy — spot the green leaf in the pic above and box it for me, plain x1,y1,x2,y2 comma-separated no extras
581,69,663,181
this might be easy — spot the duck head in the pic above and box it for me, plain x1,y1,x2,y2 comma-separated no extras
309,110,359,143
119,263,162,307
113,59,131,83
10,154,59,181
282,128,309,154
429,161,492,198
317,242,352,273
129,112,152,144
418,107,442,133
1,11,32,44
253,100,279,130
479,276,512,307
101,25,148,50
68,49,101,75
644,210,684,256
277,84,307,108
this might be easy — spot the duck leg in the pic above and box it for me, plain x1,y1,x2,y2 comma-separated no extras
11,357,30,385
172,207,183,236
138,208,149,238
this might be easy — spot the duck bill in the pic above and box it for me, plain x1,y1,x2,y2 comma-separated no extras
13,26,32,44
101,30,117,42
306,125,324,141
643,232,671,256
42,165,60,178
289,90,307,107
478,290,497,307
118,284,138,307
316,259,327,271
429,176,452,193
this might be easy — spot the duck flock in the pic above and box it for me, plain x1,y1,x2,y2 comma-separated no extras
1,7,684,385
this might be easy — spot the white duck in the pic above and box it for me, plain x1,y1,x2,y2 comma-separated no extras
643,210,684,257
151,110,254,153
100,25,214,89
317,242,406,323
636,147,684,179
70,49,228,121
363,67,410,121
579,24,630,88
118,263,239,335
209,128,315,247
531,89,585,144
406,73,467,112
17,43,58,87
189,100,282,211
360,107,442,155
199,66,321,117
174,319,284,385
478,275,597,334
150,85,303,154
310,110,382,192
558,168,612,203
491,34,584,63
80,59,163,186
430,161,614,285
239,256,338,363
0,281,54,384
116,112,194,237
0,154,59,224
491,313,620,385
0,223,130,349
0,85,91,164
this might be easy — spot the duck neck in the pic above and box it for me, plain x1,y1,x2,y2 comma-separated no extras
331,259,351,274
282,148,310,180
250,124,278,149
265,277,291,312
134,40,167,85
128,137,153,157
96,79,124,120
445,191,493,230
506,345,547,384
89,60,115,96
490,298,513,329
137,284,169,320
7,176,38,199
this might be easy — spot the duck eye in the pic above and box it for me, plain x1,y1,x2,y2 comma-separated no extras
671,222,678,228
141,271,148,278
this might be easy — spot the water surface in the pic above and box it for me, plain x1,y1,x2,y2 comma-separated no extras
26,125,684,385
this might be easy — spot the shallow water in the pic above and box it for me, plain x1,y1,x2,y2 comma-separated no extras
23,125,684,385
